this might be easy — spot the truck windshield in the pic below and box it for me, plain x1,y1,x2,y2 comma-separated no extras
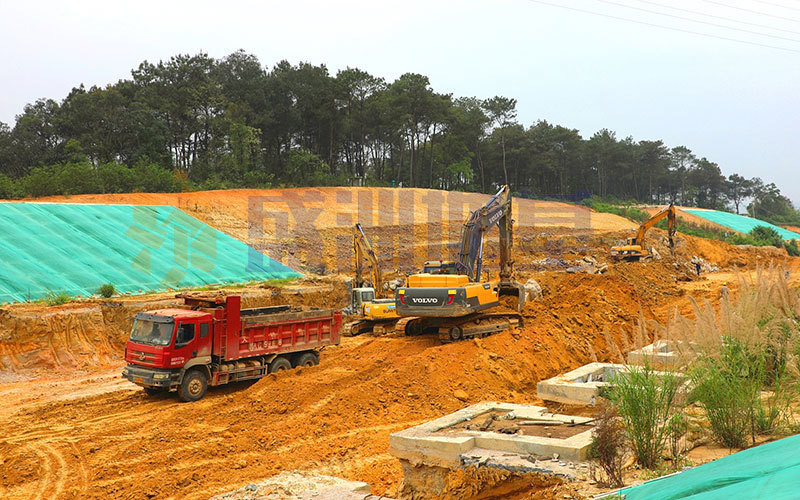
130,319,175,346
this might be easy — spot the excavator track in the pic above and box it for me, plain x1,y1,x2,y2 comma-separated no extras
396,313,523,342
394,317,421,336
345,319,400,336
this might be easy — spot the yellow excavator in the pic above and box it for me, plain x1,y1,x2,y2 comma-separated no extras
610,204,677,261
345,223,400,335
394,185,525,342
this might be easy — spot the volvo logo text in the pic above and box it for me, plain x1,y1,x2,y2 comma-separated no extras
411,297,439,304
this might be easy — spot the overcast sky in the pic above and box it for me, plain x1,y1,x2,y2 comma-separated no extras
2,0,798,204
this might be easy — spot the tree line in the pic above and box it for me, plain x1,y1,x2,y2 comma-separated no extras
0,50,797,225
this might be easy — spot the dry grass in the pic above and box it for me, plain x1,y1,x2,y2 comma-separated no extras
602,265,800,454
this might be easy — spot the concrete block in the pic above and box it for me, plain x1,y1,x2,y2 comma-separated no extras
536,362,625,405
389,402,594,467
537,362,689,406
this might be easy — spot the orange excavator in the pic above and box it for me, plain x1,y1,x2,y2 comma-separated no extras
394,185,525,342
345,223,400,335
611,204,677,261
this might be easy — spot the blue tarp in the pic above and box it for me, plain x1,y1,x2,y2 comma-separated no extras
684,209,800,241
0,203,300,303
618,434,800,499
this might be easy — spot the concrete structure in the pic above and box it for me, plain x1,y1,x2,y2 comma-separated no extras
537,362,625,405
537,362,689,405
389,402,595,466
628,340,679,366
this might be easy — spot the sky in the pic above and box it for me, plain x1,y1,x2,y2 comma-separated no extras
1,0,798,204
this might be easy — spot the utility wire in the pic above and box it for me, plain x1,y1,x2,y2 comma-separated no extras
523,0,800,53
594,0,800,43
752,0,800,13
635,0,800,35
702,0,800,23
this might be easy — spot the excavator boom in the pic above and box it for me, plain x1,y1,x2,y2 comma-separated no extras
455,185,514,282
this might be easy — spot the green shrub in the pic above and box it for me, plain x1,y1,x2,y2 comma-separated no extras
689,340,761,449
750,226,783,248
586,197,651,223
43,291,72,306
97,162,137,193
784,240,799,257
607,361,682,469
133,160,176,192
57,161,102,195
98,283,116,298
241,170,274,188
0,173,19,199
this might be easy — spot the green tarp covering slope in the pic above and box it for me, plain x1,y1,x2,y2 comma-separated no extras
618,433,800,500
684,209,800,241
0,203,300,303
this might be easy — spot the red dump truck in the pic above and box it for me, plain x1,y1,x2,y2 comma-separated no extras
122,294,342,401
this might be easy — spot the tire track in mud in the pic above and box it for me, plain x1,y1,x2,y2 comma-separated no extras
23,443,67,500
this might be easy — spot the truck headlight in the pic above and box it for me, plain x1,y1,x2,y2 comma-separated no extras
153,373,169,380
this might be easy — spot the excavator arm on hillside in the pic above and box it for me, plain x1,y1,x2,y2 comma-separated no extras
354,223,382,296
611,204,676,260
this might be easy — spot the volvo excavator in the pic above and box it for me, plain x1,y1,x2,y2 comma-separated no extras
610,204,677,261
394,185,525,343
345,223,400,335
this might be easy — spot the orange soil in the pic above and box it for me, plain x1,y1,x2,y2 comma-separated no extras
0,188,797,499
0,260,732,500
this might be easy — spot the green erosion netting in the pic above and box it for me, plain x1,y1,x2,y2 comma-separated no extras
684,209,800,240
0,203,300,303
617,434,800,500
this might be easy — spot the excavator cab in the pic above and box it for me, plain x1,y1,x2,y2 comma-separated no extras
351,287,376,311
422,260,458,274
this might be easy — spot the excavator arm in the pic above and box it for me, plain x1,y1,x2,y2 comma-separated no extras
354,223,382,296
453,185,523,307
633,204,676,249
455,185,514,282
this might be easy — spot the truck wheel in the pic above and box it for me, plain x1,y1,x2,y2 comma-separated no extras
269,356,292,373
143,387,166,396
178,369,207,402
296,352,319,368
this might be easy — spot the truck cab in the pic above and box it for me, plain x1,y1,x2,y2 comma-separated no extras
122,308,212,395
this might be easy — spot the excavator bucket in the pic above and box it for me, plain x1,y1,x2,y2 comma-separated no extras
498,280,526,312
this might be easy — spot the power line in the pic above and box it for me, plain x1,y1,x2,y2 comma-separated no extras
523,0,800,53
752,0,800,13
635,0,800,35
701,0,800,23
594,0,800,43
